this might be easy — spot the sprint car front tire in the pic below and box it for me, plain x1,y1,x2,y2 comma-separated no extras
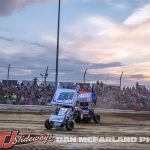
66,120,74,131
93,114,100,123
45,119,53,129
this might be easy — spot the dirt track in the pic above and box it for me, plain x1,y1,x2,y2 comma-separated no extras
0,105,150,150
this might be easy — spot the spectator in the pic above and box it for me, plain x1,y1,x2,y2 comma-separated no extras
0,79,149,111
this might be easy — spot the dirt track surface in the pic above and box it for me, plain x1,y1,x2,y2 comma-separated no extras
0,105,150,150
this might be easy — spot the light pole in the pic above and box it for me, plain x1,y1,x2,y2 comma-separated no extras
83,69,87,83
55,0,61,89
40,66,48,86
120,71,123,90
7,64,10,88
119,71,123,109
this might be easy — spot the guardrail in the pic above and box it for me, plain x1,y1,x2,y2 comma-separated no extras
0,104,149,114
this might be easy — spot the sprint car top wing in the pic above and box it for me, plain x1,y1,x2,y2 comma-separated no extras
51,89,78,106
77,90,96,102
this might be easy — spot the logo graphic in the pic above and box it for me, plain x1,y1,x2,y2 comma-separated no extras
0,131,54,149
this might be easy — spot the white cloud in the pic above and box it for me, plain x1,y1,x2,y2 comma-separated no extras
124,3,150,25
42,13,150,67
41,10,150,84
1,0,150,84
106,0,127,10
41,35,56,44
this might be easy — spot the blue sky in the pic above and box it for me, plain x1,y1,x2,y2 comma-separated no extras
0,0,150,87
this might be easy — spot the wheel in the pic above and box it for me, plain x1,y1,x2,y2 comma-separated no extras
66,120,74,131
93,114,100,123
45,119,53,129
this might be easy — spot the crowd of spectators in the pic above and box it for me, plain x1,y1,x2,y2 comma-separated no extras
94,81,150,111
0,78,150,111
0,78,55,105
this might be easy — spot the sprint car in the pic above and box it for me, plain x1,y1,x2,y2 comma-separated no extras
45,89,77,130
74,90,100,123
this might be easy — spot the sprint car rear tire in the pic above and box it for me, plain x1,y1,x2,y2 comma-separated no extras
66,120,74,131
45,119,53,129
93,114,100,123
